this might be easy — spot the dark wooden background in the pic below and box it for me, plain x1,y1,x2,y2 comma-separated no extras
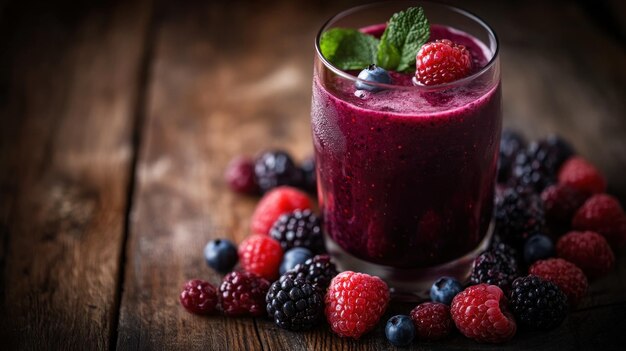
1,0,625,350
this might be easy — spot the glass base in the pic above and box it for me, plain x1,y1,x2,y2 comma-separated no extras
324,220,494,301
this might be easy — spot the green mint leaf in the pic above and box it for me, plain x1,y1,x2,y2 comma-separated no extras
319,28,379,70
377,7,430,72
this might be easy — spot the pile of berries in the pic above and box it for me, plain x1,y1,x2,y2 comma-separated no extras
224,151,316,195
179,129,623,346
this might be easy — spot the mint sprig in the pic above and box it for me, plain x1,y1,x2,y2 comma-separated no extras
319,7,430,73
320,28,379,70
377,7,429,72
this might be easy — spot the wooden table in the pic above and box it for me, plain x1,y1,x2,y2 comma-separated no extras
1,0,625,349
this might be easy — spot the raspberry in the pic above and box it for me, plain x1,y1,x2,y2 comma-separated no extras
270,209,324,253
266,275,323,331
497,130,527,183
409,302,452,341
509,275,568,330
219,271,270,317
450,284,517,343
254,150,302,193
224,156,259,194
251,186,311,235
470,248,520,292
558,157,606,195
541,184,588,235
556,231,615,279
415,39,472,85
238,234,283,280
529,258,588,305
495,188,545,246
179,279,218,315
283,254,338,291
572,194,626,249
325,271,390,339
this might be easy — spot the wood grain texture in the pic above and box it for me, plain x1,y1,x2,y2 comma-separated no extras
0,0,151,349
0,0,624,350
115,0,626,350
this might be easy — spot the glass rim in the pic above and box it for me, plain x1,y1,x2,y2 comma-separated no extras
314,0,500,91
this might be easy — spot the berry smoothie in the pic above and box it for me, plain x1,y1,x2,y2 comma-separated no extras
312,25,501,268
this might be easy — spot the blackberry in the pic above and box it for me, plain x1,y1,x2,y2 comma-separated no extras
300,156,317,194
489,234,520,260
470,249,520,292
254,150,302,193
510,142,556,193
283,254,338,290
509,275,568,330
495,188,545,247
497,130,527,183
270,209,324,253
266,275,324,331
542,134,575,172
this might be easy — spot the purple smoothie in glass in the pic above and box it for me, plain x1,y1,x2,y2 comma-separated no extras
312,24,501,268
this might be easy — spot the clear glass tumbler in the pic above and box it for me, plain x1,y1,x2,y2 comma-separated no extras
311,1,501,298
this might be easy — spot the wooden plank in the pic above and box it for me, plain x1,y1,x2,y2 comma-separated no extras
0,0,152,349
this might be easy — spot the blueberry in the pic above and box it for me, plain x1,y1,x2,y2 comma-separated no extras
385,315,415,346
204,239,238,273
280,247,313,275
355,64,391,92
430,277,463,305
523,234,554,265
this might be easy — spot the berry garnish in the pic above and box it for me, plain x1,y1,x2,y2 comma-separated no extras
355,64,392,92
429,277,463,306
179,279,218,315
266,275,323,331
541,184,588,235
451,284,517,343
415,39,472,85
224,156,259,194
509,275,568,330
279,247,313,275
410,302,452,341
204,239,238,274
270,209,324,253
218,271,270,317
254,150,302,193
572,193,626,249
556,231,615,279
498,130,527,183
523,234,554,265
529,258,588,305
251,186,312,235
385,315,416,346
325,271,390,339
495,187,545,246
283,254,338,291
238,234,283,280
558,157,606,195
470,248,520,293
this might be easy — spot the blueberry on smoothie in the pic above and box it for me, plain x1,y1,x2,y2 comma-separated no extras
355,64,391,92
